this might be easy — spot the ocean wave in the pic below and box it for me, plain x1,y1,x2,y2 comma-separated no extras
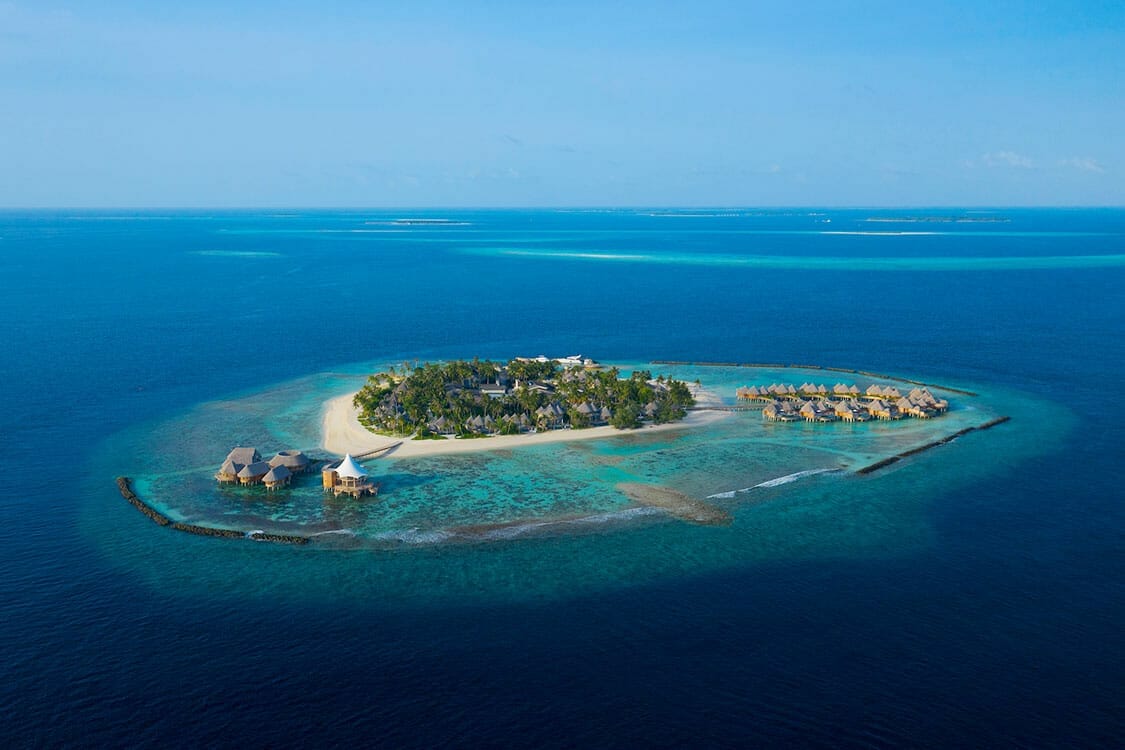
819,231,940,236
474,507,665,540
193,250,282,258
466,248,1125,271
363,507,666,546
370,528,454,545
707,468,839,499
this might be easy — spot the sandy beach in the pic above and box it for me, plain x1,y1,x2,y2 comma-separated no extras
320,385,731,460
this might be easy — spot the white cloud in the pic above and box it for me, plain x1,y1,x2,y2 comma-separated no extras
1058,157,1105,173
982,151,1034,169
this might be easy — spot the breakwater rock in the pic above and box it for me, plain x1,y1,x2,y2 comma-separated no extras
116,476,170,526
856,416,1011,475
115,477,310,545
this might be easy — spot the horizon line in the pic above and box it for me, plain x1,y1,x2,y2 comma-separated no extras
2,204,1124,211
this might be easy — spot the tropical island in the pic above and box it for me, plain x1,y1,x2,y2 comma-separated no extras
351,356,696,438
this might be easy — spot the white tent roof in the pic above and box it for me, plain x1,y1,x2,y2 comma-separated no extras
335,453,367,479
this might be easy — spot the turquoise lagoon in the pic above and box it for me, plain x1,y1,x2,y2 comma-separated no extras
84,360,1066,605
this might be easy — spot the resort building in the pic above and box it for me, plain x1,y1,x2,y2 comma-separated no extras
216,447,310,488
269,450,310,474
322,453,379,498
216,447,262,483
236,461,271,485
262,465,292,491
745,382,953,425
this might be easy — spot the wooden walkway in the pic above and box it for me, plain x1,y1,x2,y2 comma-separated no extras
689,405,761,412
353,441,403,460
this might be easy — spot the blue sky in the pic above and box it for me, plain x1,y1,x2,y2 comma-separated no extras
1,1,1122,206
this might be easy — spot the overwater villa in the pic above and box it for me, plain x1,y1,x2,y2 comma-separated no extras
216,447,311,489
740,383,950,423
322,454,379,498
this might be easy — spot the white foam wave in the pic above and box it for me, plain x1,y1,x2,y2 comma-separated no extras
477,507,664,541
819,231,939,236
707,468,839,499
472,248,1125,271
371,528,454,545
194,250,282,258
566,506,663,524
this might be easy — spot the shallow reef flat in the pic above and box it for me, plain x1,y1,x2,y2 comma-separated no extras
95,361,1045,555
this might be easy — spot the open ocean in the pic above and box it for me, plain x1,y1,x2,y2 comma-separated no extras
1,208,1123,747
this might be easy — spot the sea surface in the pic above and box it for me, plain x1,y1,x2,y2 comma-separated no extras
1,208,1123,747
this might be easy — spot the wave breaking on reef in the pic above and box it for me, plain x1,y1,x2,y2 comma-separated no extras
707,468,840,499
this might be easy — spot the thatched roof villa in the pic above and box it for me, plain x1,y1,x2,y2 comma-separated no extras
216,447,310,488
269,450,310,474
262,465,292,491
216,447,262,483
746,381,954,425
236,461,271,485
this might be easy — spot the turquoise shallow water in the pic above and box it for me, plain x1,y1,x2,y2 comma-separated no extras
86,361,1064,604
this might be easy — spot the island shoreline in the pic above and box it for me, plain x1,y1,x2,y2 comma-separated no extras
321,385,731,459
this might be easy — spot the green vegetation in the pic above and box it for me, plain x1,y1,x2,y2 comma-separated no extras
352,358,695,438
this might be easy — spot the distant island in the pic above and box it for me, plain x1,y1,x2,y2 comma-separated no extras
352,356,696,438
863,216,1010,224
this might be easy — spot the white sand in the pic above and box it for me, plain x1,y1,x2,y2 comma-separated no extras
320,385,731,460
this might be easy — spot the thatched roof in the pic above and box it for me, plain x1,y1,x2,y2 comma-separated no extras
263,465,291,484
237,461,269,479
269,450,309,470
218,458,239,476
226,447,260,465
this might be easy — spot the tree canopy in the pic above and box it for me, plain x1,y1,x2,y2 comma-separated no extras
352,359,695,438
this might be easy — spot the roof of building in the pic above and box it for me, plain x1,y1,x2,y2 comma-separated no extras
335,454,367,479
263,465,292,483
226,447,261,465
269,450,309,469
237,461,270,478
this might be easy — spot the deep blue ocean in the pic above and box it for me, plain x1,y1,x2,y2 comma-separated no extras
1,209,1123,747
